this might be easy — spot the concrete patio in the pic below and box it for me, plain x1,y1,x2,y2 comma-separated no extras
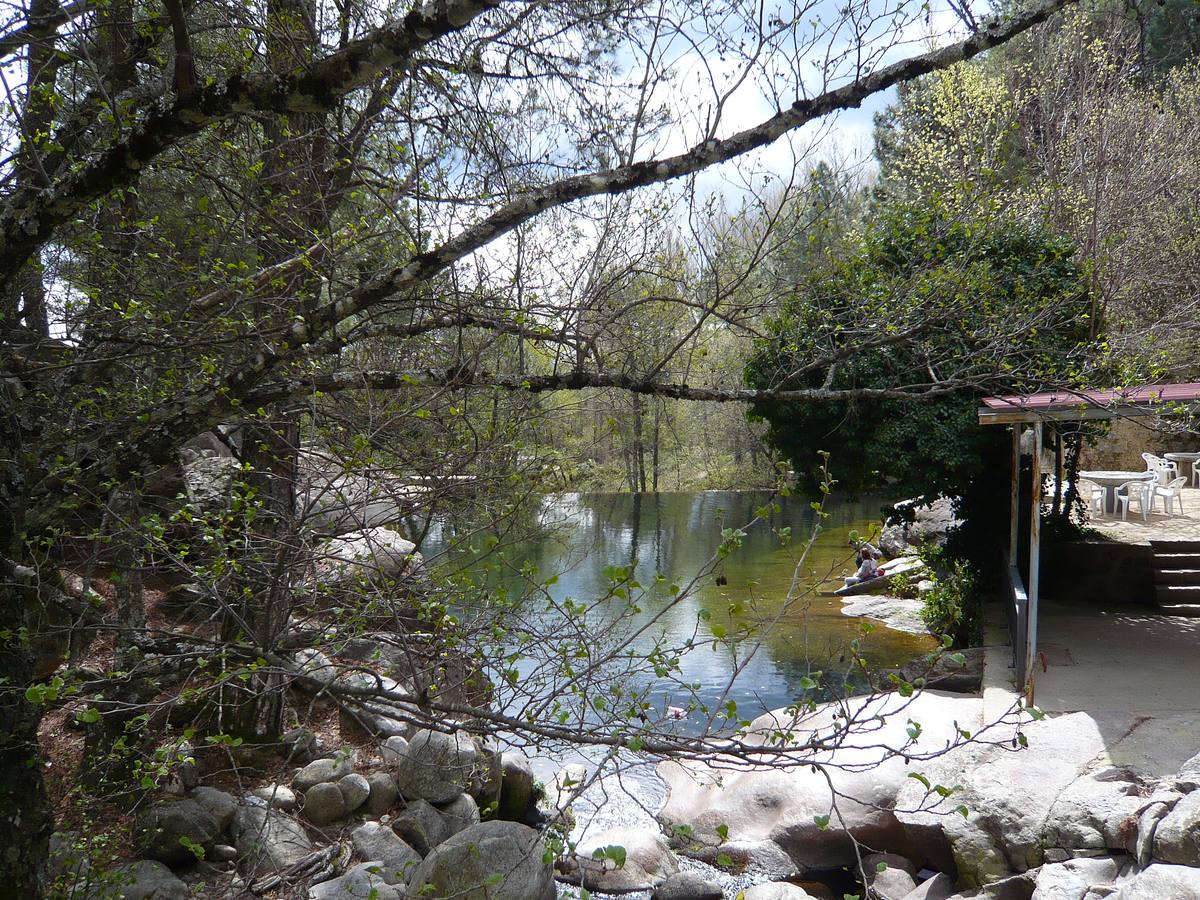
1032,606,1200,716
1087,482,1200,546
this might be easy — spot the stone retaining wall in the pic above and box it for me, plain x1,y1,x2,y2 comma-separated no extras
1041,539,1154,606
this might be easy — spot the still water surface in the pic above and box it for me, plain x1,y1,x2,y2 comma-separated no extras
424,490,935,727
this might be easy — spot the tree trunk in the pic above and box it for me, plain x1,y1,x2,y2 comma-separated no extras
651,400,661,492
0,383,52,897
233,422,298,740
219,0,322,742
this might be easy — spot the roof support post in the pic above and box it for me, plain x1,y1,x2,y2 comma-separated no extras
1025,424,1042,705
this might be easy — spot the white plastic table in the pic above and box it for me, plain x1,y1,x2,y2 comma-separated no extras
1164,452,1200,484
1078,470,1157,514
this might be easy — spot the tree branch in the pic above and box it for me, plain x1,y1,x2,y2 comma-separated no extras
0,0,500,289
0,0,87,61
250,367,975,405
211,0,1084,400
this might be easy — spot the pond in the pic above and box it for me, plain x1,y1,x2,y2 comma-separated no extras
423,489,936,731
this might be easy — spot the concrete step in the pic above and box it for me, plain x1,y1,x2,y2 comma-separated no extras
1152,553,1200,569
1157,603,1200,618
1157,585,1200,604
1154,568,1200,585
1151,541,1200,553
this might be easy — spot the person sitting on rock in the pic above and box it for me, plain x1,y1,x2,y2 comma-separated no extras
844,549,883,587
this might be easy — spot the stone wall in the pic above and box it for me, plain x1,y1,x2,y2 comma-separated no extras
1079,418,1200,471
1040,539,1155,607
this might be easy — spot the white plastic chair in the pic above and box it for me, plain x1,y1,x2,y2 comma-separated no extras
1116,480,1152,522
1079,480,1104,516
1155,476,1188,515
1193,465,1200,489
1142,453,1178,485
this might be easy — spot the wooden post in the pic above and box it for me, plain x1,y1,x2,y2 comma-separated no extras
1025,423,1042,705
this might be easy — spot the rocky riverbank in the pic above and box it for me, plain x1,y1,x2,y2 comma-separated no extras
651,690,1200,899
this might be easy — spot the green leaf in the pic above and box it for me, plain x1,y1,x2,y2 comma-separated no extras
590,845,627,868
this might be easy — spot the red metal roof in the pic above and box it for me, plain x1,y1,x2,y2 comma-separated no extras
982,383,1200,412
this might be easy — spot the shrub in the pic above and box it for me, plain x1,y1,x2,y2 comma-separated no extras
918,547,981,646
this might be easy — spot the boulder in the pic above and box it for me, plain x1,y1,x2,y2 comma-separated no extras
339,773,371,814
298,462,410,536
880,497,960,557
659,691,984,872
1135,800,1172,867
210,844,238,862
368,712,412,739
1041,776,1165,855
393,799,449,855
438,793,480,838
893,648,986,695
902,873,957,900
864,852,918,900
558,825,680,893
473,737,503,807
250,784,298,812
282,727,321,764
406,820,555,900
188,787,237,833
1031,856,1124,900
304,782,348,825
182,455,238,515
48,832,90,888
691,839,798,878
742,885,817,899
163,741,200,796
111,860,190,899
839,595,929,636
1110,863,1200,898
393,729,479,803
309,861,404,900
1152,789,1200,865
294,753,355,792
133,798,223,865
650,871,723,899
380,736,409,764
313,528,423,590
957,871,1036,899
294,649,338,686
1175,749,1200,792
893,711,1115,886
331,635,411,672
363,772,400,816
350,822,421,885
231,803,314,876
498,753,535,821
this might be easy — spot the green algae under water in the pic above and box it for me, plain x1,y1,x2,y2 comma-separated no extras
424,490,937,727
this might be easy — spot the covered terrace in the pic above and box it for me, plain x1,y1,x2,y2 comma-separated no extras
977,383,1200,710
